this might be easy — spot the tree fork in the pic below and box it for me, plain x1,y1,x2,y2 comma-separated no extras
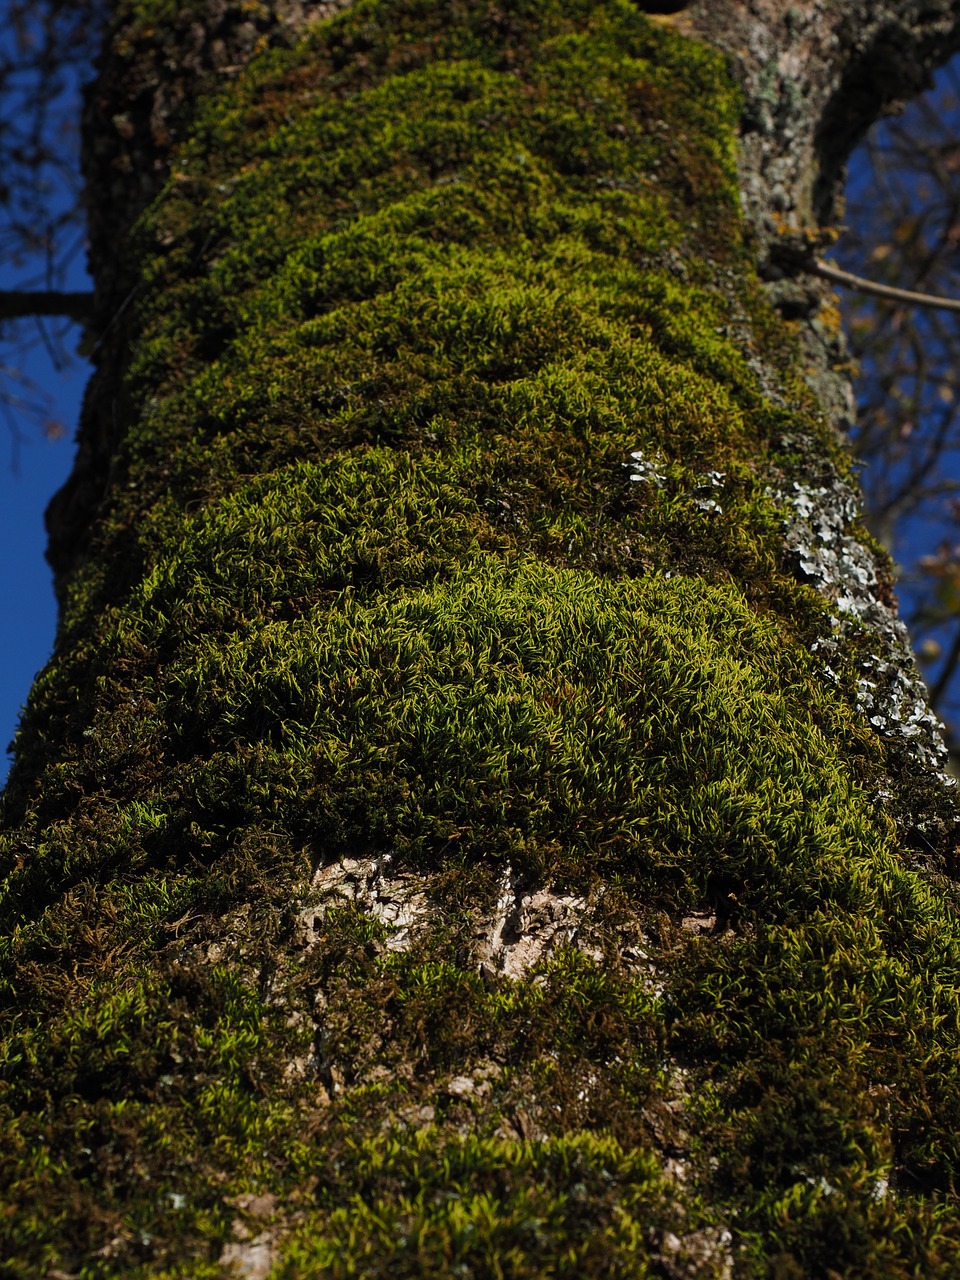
5,1,960,1275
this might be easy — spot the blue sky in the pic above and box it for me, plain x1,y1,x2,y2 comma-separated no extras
0,321,87,784
0,15,92,787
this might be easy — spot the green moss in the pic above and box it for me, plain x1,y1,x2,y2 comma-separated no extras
2,0,960,1275
279,1129,693,1279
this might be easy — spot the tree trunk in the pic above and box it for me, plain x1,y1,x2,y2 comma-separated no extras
5,1,960,1274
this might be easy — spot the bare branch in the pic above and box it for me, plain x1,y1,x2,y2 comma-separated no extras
0,289,91,323
813,259,960,311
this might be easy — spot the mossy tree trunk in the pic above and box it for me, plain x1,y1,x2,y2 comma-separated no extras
5,1,960,1275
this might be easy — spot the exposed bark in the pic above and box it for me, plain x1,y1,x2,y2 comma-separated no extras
5,1,960,1275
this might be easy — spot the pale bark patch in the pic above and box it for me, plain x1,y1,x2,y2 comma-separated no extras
219,1234,276,1280
475,866,603,980
302,855,430,952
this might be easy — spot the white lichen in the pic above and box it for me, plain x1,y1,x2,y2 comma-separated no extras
624,449,667,486
774,475,952,778
693,469,725,513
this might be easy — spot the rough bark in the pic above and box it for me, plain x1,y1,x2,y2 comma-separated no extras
5,1,960,1275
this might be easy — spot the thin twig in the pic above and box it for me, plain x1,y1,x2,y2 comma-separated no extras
813,259,960,313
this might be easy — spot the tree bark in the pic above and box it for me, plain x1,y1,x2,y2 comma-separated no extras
5,1,960,1274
